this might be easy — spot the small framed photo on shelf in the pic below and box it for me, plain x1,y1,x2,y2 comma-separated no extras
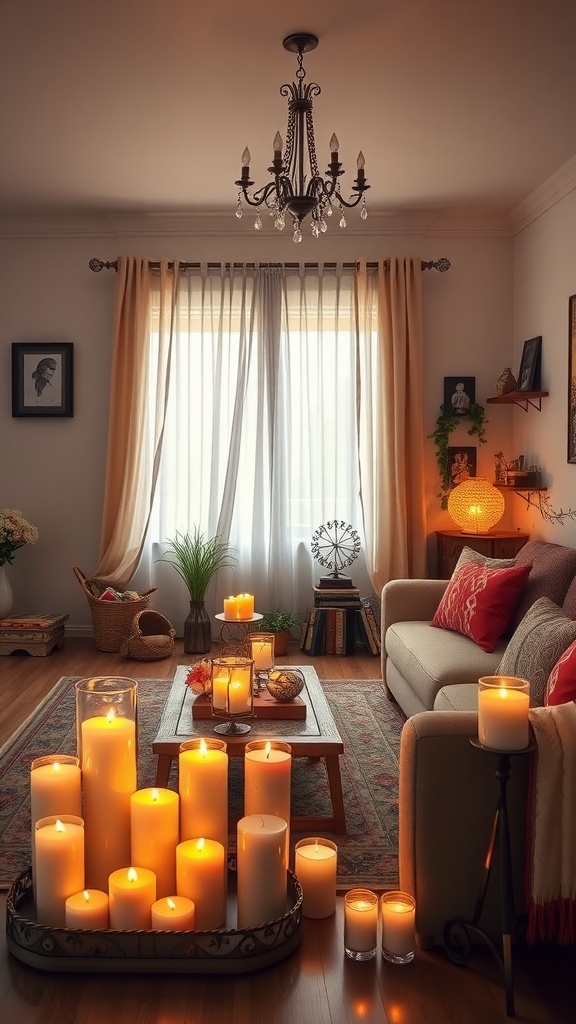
447,446,477,487
12,342,74,418
516,336,542,392
443,376,475,416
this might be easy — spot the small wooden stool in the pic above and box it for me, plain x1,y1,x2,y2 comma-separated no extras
0,613,68,657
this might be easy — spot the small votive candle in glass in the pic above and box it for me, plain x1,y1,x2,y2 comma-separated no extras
344,888,378,960
380,890,415,964
294,837,337,919
478,675,530,750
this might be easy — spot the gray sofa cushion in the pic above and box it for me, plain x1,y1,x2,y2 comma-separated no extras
497,596,576,706
434,684,479,711
512,540,576,629
385,620,506,710
455,546,517,571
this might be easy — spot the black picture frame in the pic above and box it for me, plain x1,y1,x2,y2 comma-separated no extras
447,446,477,487
569,297,576,464
443,376,475,416
516,336,542,392
12,342,74,417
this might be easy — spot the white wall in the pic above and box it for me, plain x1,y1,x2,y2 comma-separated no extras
1,223,518,629
512,187,576,547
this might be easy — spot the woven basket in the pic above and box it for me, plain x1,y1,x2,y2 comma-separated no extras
73,566,157,653
119,610,176,661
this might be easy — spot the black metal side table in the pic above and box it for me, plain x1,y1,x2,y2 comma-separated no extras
443,738,536,1018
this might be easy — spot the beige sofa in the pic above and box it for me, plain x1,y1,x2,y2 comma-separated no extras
381,539,576,947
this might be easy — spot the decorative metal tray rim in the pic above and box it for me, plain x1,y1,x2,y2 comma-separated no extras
6,867,303,974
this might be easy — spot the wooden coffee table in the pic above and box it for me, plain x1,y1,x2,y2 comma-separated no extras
152,664,346,834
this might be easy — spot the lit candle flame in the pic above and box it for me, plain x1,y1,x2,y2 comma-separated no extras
55,819,65,832
53,762,60,772
83,891,91,904
106,708,116,723
127,867,138,882
200,739,208,756
265,741,271,760
167,898,176,911
151,788,159,801
196,838,205,852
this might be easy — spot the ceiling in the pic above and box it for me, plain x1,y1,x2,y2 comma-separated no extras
2,0,576,229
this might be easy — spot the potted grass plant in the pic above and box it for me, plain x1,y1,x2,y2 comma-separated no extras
159,528,237,654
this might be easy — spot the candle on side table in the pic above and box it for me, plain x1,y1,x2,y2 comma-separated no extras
294,837,337,918
478,676,530,750
380,890,415,964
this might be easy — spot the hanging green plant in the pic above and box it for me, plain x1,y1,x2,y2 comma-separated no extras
429,402,487,508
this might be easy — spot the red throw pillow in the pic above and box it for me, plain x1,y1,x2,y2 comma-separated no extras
546,640,576,706
431,560,532,653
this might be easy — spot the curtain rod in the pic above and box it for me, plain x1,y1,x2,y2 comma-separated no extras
89,257,451,273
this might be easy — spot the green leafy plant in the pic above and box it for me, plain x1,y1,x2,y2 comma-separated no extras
259,608,300,635
429,402,488,508
158,528,237,602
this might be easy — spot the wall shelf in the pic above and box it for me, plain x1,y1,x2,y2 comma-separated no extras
486,391,548,412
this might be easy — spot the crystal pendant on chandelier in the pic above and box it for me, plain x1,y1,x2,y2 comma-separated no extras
234,33,370,241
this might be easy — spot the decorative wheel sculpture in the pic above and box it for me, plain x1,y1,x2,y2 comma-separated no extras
311,520,361,578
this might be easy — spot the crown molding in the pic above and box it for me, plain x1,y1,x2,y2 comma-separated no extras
510,155,576,234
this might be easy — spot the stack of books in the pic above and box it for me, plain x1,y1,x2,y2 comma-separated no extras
301,585,380,656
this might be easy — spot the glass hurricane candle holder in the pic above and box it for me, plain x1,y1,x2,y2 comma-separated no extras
478,675,530,751
249,633,275,690
75,676,138,761
211,656,254,734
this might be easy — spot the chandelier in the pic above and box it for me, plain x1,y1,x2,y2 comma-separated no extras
234,33,370,242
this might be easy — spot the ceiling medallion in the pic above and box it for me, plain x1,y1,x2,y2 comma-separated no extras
234,33,370,242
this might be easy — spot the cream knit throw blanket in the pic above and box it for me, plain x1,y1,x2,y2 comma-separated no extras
526,702,576,944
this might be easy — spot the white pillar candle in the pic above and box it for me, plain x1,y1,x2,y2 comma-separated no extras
244,741,291,856
223,596,240,619
344,889,378,960
176,838,226,930
294,838,337,918
236,814,287,930
65,889,109,929
251,638,273,671
380,891,415,963
478,676,530,750
108,867,156,930
237,594,254,619
151,895,196,930
34,815,85,927
130,787,180,898
179,739,228,854
30,755,82,895
80,711,137,890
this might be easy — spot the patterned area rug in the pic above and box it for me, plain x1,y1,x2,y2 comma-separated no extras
0,676,405,890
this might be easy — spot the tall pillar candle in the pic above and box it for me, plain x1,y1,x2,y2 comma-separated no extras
179,739,228,855
108,866,156,930
294,837,337,918
30,754,81,892
75,677,138,891
131,787,180,898
176,838,226,929
478,676,530,750
244,740,291,857
34,815,85,927
236,814,287,929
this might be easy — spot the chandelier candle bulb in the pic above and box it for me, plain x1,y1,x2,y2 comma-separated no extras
344,889,379,961
244,740,292,856
108,866,157,930
75,677,138,891
34,815,85,928
478,676,530,750
236,814,288,930
130,787,180,898
294,838,337,918
176,838,227,930
65,889,109,929
151,895,196,930
179,739,229,856
380,891,416,964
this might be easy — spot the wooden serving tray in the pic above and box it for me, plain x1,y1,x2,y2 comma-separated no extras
192,692,306,720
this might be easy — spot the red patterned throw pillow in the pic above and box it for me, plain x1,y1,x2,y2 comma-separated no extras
431,561,532,653
546,640,576,706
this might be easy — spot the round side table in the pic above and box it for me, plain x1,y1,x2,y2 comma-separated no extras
214,612,263,654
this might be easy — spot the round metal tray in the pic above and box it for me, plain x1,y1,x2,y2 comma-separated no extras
6,867,303,974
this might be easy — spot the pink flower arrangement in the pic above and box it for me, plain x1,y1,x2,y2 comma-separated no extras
185,659,212,695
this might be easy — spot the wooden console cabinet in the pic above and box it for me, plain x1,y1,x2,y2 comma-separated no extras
436,530,529,579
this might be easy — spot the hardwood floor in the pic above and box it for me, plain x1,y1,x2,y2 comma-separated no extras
0,638,573,1023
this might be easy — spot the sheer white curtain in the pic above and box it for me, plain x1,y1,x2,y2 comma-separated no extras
134,263,372,629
